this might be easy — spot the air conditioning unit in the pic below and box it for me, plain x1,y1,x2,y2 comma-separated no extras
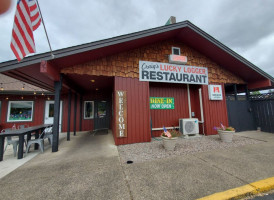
179,118,199,137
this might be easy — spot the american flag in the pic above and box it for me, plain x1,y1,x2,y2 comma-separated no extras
10,0,41,61
220,123,225,130
163,126,172,138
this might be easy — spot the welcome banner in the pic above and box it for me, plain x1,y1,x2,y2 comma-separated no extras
139,60,208,85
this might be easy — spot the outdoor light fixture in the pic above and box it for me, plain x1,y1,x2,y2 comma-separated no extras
91,80,95,83
21,96,24,99
42,92,44,95
96,88,99,91
0,83,3,91
6,97,8,100
34,91,36,95
21,83,25,90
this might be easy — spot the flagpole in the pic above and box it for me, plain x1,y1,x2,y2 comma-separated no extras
35,0,54,59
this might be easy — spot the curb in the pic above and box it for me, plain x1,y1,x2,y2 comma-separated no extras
197,177,274,200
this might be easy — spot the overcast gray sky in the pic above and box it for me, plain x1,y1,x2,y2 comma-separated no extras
0,0,273,77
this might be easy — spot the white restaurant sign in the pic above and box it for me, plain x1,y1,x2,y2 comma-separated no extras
139,60,208,85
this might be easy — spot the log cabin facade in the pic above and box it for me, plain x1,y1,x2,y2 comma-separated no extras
0,21,273,150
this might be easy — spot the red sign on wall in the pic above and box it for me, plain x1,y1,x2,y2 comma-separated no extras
208,85,223,100
169,55,187,64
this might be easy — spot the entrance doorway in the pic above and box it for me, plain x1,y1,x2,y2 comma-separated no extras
44,101,63,132
94,101,111,131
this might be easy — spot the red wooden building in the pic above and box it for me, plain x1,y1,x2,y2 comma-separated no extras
0,21,273,151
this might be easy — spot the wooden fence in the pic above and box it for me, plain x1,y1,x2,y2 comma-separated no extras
250,93,274,133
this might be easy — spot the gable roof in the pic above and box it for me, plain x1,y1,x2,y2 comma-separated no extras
0,20,273,91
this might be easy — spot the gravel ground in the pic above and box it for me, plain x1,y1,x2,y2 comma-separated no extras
118,135,263,164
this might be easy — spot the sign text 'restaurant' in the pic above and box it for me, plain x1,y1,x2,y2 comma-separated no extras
139,60,208,85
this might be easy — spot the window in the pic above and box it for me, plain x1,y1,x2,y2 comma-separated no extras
97,101,107,118
7,101,34,122
172,47,180,55
48,103,54,117
84,101,94,119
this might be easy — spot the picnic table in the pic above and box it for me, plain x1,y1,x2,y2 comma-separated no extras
0,124,53,161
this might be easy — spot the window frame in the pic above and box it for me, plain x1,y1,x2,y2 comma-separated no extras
7,101,34,122
84,101,94,119
172,47,181,55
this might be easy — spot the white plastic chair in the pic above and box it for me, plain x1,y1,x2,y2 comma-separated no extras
2,128,19,157
26,129,46,154
18,125,26,129
43,127,53,145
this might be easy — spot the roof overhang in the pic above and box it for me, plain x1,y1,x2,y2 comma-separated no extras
0,20,273,92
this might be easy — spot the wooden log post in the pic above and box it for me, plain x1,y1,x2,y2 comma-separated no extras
0,137,5,161
79,95,83,131
52,76,62,152
73,93,77,136
67,90,72,141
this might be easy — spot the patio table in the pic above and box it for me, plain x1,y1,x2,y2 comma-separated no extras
0,124,53,161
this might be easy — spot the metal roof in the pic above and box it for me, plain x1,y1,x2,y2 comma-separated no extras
0,20,273,86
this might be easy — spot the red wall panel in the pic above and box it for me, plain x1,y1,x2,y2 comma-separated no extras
201,84,229,135
189,85,204,133
61,94,75,133
189,85,201,120
149,83,228,136
150,83,189,136
114,77,151,145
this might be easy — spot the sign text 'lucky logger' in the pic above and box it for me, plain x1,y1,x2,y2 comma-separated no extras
139,60,208,85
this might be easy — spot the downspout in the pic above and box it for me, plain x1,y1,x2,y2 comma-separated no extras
187,84,192,118
199,88,205,135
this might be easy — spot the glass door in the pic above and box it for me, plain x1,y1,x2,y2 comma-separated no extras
94,101,110,130
44,101,63,132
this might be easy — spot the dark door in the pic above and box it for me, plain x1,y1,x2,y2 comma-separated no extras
226,98,256,132
94,101,110,130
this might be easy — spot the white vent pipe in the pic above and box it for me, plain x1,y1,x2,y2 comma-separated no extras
187,84,192,118
199,88,204,123
199,88,205,135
